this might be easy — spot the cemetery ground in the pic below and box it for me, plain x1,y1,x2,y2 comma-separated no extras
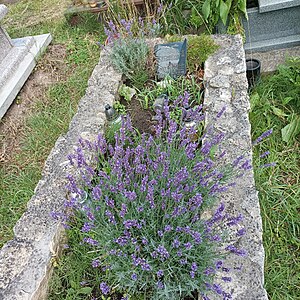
0,1,299,299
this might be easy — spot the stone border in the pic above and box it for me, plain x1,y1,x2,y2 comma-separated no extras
204,35,268,299
0,35,268,299
0,48,122,300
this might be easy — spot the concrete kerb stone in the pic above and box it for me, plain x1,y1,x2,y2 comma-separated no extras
0,36,268,299
0,48,122,300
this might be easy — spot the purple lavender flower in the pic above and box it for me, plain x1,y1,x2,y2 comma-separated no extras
92,259,100,268
83,237,98,246
216,106,226,118
222,267,230,273
105,210,116,224
92,185,102,200
81,222,93,233
216,260,223,269
191,262,198,272
260,150,270,158
222,276,232,282
131,273,138,281
119,203,127,218
225,245,247,256
157,269,164,278
259,162,277,168
156,245,170,260
123,219,139,229
226,214,243,226
252,129,273,145
156,280,164,289
100,282,110,295
212,283,223,295
172,238,180,248
204,267,215,275
236,227,246,237
137,206,144,212
184,242,193,250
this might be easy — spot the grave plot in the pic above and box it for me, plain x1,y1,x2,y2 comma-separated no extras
0,32,269,300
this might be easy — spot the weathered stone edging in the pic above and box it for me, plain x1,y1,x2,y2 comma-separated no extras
204,35,268,299
0,35,268,299
0,49,122,300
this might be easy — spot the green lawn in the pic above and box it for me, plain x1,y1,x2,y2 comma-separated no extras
250,60,300,299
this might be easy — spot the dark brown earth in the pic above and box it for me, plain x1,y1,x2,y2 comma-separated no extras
125,95,156,135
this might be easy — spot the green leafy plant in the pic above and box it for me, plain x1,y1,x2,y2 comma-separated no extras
119,84,136,102
161,0,207,35
109,37,149,87
136,76,203,109
113,100,127,115
250,57,300,144
161,0,247,35
202,0,247,34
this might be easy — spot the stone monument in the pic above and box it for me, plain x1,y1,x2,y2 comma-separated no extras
0,4,52,120
242,0,300,52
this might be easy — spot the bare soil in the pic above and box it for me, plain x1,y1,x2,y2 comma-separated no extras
125,96,156,135
0,44,68,167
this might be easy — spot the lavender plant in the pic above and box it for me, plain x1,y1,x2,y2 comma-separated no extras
105,19,151,89
53,96,260,300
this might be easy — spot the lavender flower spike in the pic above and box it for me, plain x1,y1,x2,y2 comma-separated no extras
252,129,273,145
100,282,110,295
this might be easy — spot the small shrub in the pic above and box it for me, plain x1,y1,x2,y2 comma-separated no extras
50,96,274,299
109,37,149,87
186,34,219,72
165,34,219,73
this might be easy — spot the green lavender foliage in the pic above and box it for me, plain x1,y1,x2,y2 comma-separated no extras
110,38,149,88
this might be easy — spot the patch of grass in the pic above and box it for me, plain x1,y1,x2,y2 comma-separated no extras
250,60,300,300
48,227,101,300
0,1,105,247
